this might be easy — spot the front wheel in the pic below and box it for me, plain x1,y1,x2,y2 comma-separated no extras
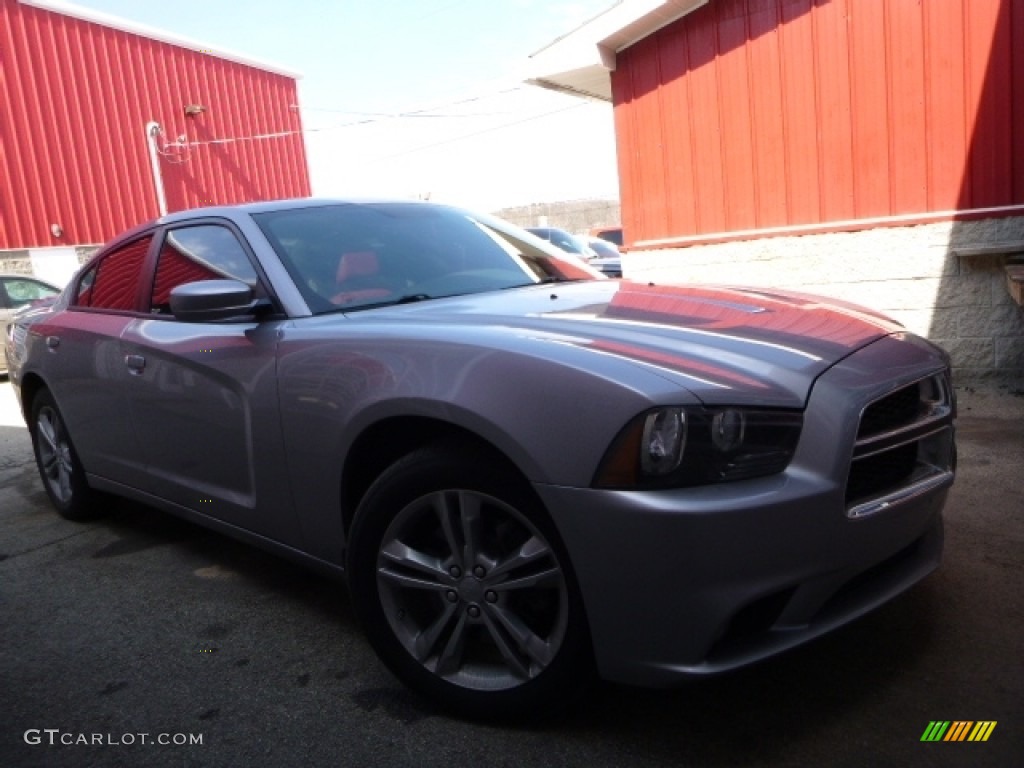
348,444,592,719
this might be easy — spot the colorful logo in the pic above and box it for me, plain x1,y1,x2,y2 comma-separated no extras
921,721,997,742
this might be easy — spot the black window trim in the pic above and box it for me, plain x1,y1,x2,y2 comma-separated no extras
146,217,283,321
70,217,283,320
70,231,157,316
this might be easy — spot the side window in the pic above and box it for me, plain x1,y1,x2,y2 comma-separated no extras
74,235,153,310
3,279,59,307
149,225,260,315
75,266,96,306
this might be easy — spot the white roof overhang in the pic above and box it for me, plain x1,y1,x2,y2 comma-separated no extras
525,0,708,102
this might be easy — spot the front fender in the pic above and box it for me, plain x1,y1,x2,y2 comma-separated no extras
274,331,695,563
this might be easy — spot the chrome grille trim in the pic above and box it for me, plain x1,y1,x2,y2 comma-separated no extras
846,467,954,519
845,372,955,513
852,423,951,461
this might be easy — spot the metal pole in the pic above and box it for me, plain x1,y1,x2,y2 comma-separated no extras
145,121,168,216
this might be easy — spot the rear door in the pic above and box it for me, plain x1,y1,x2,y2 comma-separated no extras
39,236,153,486
120,221,297,544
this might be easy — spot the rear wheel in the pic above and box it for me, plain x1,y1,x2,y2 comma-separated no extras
348,444,591,719
30,389,101,520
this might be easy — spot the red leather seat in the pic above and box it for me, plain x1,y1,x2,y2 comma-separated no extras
331,251,393,305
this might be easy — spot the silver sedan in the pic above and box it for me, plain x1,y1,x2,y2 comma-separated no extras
0,273,60,375
5,199,956,719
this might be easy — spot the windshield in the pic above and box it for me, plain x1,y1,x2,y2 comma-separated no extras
253,203,604,314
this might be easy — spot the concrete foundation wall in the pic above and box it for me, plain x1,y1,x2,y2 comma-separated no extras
0,248,97,285
625,217,1024,391
0,251,33,276
494,200,620,233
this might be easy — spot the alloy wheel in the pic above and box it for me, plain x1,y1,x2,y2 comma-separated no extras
36,406,75,505
376,488,569,691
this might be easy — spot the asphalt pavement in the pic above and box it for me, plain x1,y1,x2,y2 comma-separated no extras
0,379,1021,768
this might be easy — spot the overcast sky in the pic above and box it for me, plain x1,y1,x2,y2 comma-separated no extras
67,0,621,211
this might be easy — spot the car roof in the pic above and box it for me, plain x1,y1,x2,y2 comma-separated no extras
96,197,459,252
156,197,434,223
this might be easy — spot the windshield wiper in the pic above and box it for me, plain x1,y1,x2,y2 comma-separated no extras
326,293,435,313
502,276,584,289
392,293,432,304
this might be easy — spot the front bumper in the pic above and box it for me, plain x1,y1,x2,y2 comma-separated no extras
536,333,955,687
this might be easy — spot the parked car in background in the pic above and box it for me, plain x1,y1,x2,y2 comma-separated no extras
583,236,619,260
1,274,61,375
527,227,621,277
589,226,623,247
6,199,956,719
525,226,596,259
582,236,622,278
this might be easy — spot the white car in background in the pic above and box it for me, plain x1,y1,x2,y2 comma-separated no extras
1,274,61,375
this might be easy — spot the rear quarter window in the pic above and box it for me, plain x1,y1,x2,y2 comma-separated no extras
75,236,153,311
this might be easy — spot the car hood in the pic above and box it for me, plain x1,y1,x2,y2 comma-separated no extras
355,280,906,408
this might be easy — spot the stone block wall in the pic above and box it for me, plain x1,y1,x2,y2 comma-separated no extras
0,250,33,276
494,199,620,233
625,217,1024,392
0,247,97,283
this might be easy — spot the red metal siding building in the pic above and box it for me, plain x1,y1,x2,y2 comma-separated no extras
528,0,1024,249
0,0,310,251
528,0,1024,386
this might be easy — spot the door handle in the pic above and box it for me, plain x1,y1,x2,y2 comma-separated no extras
125,354,146,373
45,335,60,349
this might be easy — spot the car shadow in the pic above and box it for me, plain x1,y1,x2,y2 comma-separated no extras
550,584,943,763
3,426,942,750
92,495,356,627
0,427,967,764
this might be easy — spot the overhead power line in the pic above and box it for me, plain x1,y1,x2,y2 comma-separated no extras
166,88,593,153
297,86,527,124
363,102,587,162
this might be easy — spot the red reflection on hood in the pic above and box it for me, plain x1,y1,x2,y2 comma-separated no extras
589,338,771,391
605,282,893,350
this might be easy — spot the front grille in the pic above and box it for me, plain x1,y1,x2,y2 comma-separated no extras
857,384,920,438
845,373,955,516
845,442,918,503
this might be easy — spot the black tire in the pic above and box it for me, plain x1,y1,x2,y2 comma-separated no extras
29,389,101,521
348,442,592,720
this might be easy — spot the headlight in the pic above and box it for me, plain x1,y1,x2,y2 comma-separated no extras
711,409,745,452
593,406,802,489
640,408,686,475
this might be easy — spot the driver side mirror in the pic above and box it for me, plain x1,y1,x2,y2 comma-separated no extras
169,280,268,322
